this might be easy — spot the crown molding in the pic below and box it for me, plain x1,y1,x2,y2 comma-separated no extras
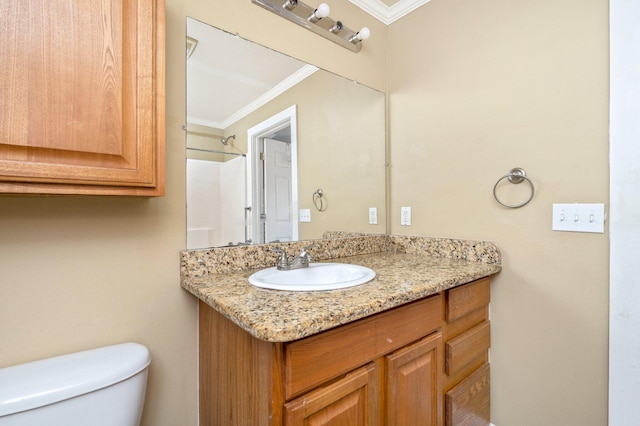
188,65,319,129
349,0,431,25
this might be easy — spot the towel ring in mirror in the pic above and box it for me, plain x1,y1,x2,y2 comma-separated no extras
313,188,326,211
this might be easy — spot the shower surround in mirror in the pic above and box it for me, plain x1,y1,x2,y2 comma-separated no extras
187,155,246,248
186,18,386,249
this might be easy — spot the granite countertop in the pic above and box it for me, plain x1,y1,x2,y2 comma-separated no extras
181,246,501,342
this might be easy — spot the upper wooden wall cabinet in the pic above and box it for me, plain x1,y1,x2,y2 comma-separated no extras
0,0,165,196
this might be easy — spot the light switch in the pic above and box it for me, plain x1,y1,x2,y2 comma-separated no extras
552,203,605,233
299,209,311,223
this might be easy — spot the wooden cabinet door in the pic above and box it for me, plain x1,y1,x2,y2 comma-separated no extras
0,0,165,196
284,363,379,426
386,332,442,426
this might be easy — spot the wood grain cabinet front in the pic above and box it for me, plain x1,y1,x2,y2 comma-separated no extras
199,277,493,426
443,277,492,426
284,363,380,426
446,363,490,426
0,0,165,196
386,333,442,426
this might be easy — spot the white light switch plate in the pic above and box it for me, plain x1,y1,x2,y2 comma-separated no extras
552,203,605,233
299,209,311,223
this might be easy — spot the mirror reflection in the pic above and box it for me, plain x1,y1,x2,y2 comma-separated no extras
186,17,386,249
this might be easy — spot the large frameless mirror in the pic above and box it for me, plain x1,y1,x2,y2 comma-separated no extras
186,17,386,249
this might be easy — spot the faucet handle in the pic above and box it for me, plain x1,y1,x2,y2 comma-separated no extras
269,247,288,267
301,244,319,253
299,244,319,263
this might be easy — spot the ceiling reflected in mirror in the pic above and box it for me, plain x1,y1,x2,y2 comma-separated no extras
187,19,316,129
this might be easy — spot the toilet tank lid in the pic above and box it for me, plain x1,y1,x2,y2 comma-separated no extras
0,342,150,417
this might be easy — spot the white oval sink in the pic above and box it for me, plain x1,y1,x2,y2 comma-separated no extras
248,263,376,291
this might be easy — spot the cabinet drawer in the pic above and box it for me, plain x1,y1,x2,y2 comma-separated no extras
446,363,490,426
285,295,443,399
445,321,490,376
446,278,490,323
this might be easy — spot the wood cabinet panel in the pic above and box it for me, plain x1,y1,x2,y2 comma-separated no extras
285,295,443,399
445,305,488,342
445,321,490,376
284,363,379,426
446,278,490,322
0,0,165,195
446,363,490,426
386,333,442,426
199,301,281,426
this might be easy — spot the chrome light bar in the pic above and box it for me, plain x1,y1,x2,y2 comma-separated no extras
252,0,370,53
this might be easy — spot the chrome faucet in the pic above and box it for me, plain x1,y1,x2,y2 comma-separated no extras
270,244,318,271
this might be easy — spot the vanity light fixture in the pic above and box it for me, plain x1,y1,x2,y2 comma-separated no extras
252,0,370,52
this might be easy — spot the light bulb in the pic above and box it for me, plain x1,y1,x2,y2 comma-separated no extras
356,27,370,41
350,27,370,43
309,3,330,22
316,3,330,18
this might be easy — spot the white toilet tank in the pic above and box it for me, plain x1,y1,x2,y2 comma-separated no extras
0,342,150,426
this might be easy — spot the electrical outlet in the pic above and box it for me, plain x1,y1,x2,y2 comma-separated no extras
401,207,411,226
369,207,377,225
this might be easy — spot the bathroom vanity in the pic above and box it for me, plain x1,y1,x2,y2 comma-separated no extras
181,235,500,425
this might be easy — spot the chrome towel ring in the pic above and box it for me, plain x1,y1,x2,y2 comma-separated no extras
313,188,326,211
493,167,535,208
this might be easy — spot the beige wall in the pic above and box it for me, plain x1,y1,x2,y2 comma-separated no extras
1,0,610,424
388,0,609,424
0,1,386,425
226,70,386,240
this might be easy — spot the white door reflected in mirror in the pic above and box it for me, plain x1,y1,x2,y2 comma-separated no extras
264,138,293,242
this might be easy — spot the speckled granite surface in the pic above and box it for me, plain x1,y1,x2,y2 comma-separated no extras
180,235,501,342
181,236,391,277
